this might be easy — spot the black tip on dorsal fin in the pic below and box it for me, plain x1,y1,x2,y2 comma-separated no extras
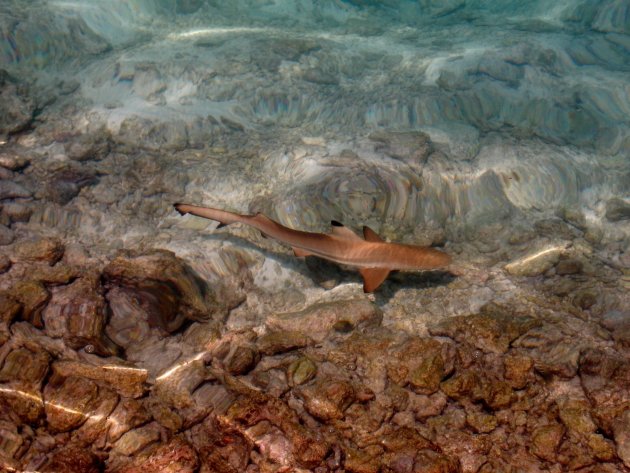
216,222,227,228
363,226,383,242
173,203,187,216
331,220,343,227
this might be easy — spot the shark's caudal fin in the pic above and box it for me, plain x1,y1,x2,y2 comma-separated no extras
359,267,391,292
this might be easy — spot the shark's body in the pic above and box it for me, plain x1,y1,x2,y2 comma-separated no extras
174,203,451,292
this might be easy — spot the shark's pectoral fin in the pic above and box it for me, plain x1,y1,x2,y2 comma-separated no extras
359,267,391,292
292,247,313,257
363,226,383,242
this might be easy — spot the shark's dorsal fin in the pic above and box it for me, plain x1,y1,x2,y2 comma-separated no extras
363,226,383,242
292,247,313,257
330,220,362,240
359,267,391,292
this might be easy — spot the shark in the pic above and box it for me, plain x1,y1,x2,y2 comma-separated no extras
174,203,452,292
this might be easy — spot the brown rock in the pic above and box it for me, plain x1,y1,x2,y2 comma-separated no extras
2,202,32,223
0,348,50,385
555,259,583,275
530,423,564,461
42,277,117,355
287,357,317,386
52,360,147,398
0,254,10,273
300,378,355,421
154,357,206,409
145,397,183,431
73,386,119,446
0,381,44,423
466,410,497,433
257,330,310,355
12,238,64,265
224,345,259,375
0,293,21,324
30,262,77,285
613,409,630,468
344,446,382,473
103,249,227,325
40,447,101,473
44,375,99,432
107,398,152,443
414,449,458,473
429,303,540,354
8,280,49,327
267,299,382,342
116,437,199,473
503,354,534,389
113,422,162,457
558,399,597,436
579,349,630,434
387,337,453,395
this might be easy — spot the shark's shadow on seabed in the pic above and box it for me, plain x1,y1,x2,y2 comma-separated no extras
198,231,456,299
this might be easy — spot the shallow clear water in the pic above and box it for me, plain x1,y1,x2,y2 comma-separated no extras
0,1,629,471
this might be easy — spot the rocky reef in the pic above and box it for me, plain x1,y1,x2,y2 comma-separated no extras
0,0,629,470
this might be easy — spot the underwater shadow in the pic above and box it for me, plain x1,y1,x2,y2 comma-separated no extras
199,232,456,300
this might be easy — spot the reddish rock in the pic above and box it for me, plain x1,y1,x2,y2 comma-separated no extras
12,238,64,265
115,437,199,473
40,447,101,473
103,249,229,326
300,377,356,421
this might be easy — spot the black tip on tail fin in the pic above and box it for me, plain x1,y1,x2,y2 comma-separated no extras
173,203,187,216
216,223,227,229
331,220,343,227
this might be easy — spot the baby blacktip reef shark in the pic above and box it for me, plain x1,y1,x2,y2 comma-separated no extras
174,203,452,292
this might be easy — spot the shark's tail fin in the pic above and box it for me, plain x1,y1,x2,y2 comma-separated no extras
174,203,244,228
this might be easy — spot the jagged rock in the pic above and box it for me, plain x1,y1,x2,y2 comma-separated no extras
558,399,598,436
613,410,630,468
2,202,32,223
154,357,207,409
530,424,564,461
115,437,199,473
503,354,534,389
605,198,630,222
267,299,382,342
12,238,64,265
466,410,497,433
299,377,355,421
73,386,119,446
42,276,117,355
0,254,10,273
0,152,30,171
40,447,101,473
386,337,455,395
44,375,100,432
0,293,21,324
369,130,432,166
257,330,310,355
0,381,44,423
0,348,50,385
103,250,227,325
0,224,14,245
224,345,259,375
0,72,34,136
42,167,99,205
429,303,540,354
107,399,152,443
8,280,49,327
0,180,32,200
112,422,162,457
52,360,147,398
579,349,630,434
555,259,583,275
64,132,110,162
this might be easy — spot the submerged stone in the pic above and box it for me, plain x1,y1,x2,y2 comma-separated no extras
103,249,227,326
